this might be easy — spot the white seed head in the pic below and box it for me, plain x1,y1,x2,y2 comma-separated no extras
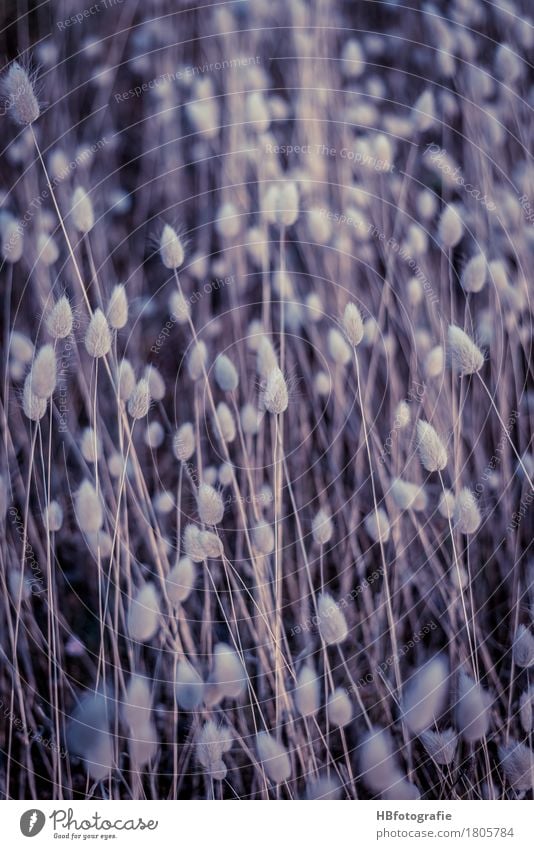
187,340,207,381
263,181,299,228
123,675,152,733
160,224,184,269
175,658,204,710
420,728,457,765
46,296,73,340
43,500,63,532
10,332,33,364
241,402,260,435
169,290,190,324
183,524,207,562
30,344,57,399
153,490,174,514
144,421,164,449
519,686,534,732
416,420,448,472
81,427,102,463
107,284,128,329
512,625,534,669
327,327,351,366
327,688,353,727
401,656,449,734
173,422,195,461
312,508,334,545
342,302,364,347
438,203,464,248
2,62,40,125
85,309,111,358
212,643,247,699
75,480,103,533
461,254,487,293
215,201,241,239
215,402,236,443
359,727,402,795
395,400,411,428
246,90,270,133
144,365,165,401
294,664,320,717
317,592,348,645
1,216,23,263
22,375,47,421
391,478,427,512
364,508,391,543
197,483,224,526
37,231,59,266
438,489,455,518
199,530,223,559
448,324,484,376
166,556,196,605
499,741,534,790
196,721,233,780
424,345,444,379
263,367,288,414
256,732,292,783
341,38,365,77
218,462,233,487
257,336,278,379
128,378,151,419
127,583,161,642
456,672,491,743
118,359,135,401
214,354,239,392
71,187,94,233
314,371,331,396
453,487,481,534
252,520,275,555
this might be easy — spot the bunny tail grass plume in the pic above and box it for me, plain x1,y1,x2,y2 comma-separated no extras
128,378,151,419
294,664,320,717
23,375,47,421
160,224,184,269
71,186,94,233
165,556,196,605
327,327,351,366
312,508,333,544
212,643,247,698
144,365,165,401
1,61,40,125
127,583,161,642
519,687,534,732
197,483,224,526
256,336,277,378
327,688,353,727
456,672,492,743
438,203,464,248
401,655,449,734
358,727,403,795
512,625,534,669
416,420,448,472
129,722,158,768
342,302,364,346
175,658,204,710
317,592,348,645
252,519,274,554
391,478,427,511
448,325,484,375
85,309,111,358
499,742,534,790
107,284,128,329
420,728,457,765
43,500,63,532
214,353,239,392
198,530,223,559
196,721,233,781
81,427,102,463
215,402,236,443
187,340,207,381
438,488,455,518
30,344,57,399
256,732,292,783
395,400,411,429
364,508,391,543
75,480,103,533
1,216,23,263
46,296,73,340
118,359,135,401
169,290,190,324
67,692,113,781
173,422,195,461
453,487,481,534
123,675,152,733
461,254,487,293
263,367,288,414
183,524,207,562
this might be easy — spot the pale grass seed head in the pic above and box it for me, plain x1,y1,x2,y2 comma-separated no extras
107,284,128,329
364,508,391,543
456,672,491,743
22,375,47,421
448,324,484,376
43,500,63,532
46,296,73,340
215,402,236,442
416,420,448,472
294,664,320,717
172,422,195,462
317,592,348,645
2,61,40,125
160,224,184,269
85,309,111,358
127,583,161,643
197,483,224,526
118,359,135,401
175,659,204,710
512,625,534,669
75,480,103,533
312,508,333,545
165,556,196,606
212,643,247,699
30,343,57,399
327,688,353,727
453,487,481,534
255,732,292,784
214,353,239,392
263,367,288,414
127,378,151,419
71,187,94,233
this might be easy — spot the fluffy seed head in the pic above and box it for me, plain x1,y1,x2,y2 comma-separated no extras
448,324,484,376
37,231,59,266
416,420,448,472
85,309,111,358
252,520,275,555
214,354,239,392
327,327,351,366
317,592,348,645
43,500,63,532
166,556,196,605
294,665,320,717
75,480,103,533
364,508,391,543
46,296,73,339
342,302,364,346
263,181,299,228
175,659,204,710
144,365,165,401
257,336,278,378
395,400,411,428
169,290,190,324
81,427,102,463
519,687,534,732
215,402,236,443
241,402,260,435
499,741,534,790
10,332,33,364
196,721,233,780
420,728,457,765
453,487,481,534
128,378,151,419
197,483,224,526
359,727,402,795
118,359,135,401
127,583,161,642
199,530,223,559
1,216,23,263
71,187,94,233
327,688,353,727
391,478,427,512
256,732,292,783
401,656,449,734
183,524,207,562
438,203,464,248
263,367,288,414
160,224,184,269
30,344,57,399
456,672,491,743
144,421,164,449
107,284,128,329
312,508,333,545
438,489,455,518
123,675,152,733
512,625,534,669
22,375,47,421
187,340,207,381
212,643,247,699
461,254,487,293
424,345,444,379
172,422,195,462
2,62,40,125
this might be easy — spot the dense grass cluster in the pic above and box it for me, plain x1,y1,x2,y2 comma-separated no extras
1,0,534,800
